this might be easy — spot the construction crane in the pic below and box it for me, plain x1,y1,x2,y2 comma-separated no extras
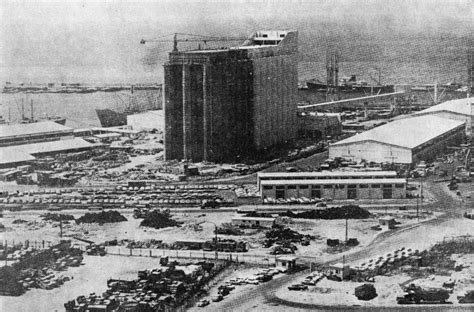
140,33,247,52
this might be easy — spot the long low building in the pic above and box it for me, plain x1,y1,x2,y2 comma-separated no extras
260,178,407,200
231,216,275,228
410,97,473,135
257,170,398,189
0,121,74,147
0,138,96,168
329,115,465,164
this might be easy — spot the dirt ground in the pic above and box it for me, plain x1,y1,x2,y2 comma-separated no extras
0,255,163,312
276,253,474,307
1,207,440,260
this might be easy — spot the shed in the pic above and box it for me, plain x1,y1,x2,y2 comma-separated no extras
276,255,297,272
379,216,396,229
231,216,275,228
329,263,350,280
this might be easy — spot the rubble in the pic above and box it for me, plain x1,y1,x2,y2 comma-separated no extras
355,283,377,300
279,205,371,219
76,210,127,224
140,210,181,229
40,213,75,222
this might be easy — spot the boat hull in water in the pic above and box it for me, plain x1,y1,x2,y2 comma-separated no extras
96,109,128,127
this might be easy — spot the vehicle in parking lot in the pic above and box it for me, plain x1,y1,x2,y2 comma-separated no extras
212,295,224,302
288,284,308,291
197,299,210,307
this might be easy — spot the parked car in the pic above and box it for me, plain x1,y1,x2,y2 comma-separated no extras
212,295,223,302
288,284,308,291
197,299,210,307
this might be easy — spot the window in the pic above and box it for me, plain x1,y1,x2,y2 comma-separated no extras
299,185,309,189
311,189,321,198
311,185,321,189
359,184,369,189
324,185,333,189
262,34,268,38
263,185,273,190
287,185,297,189
395,184,405,188
337,184,346,189
347,184,357,189
372,184,380,188
276,185,285,190
383,184,393,188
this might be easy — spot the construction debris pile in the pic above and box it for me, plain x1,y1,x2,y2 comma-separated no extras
139,210,181,229
40,213,75,222
0,241,83,296
64,260,229,312
264,225,314,254
355,283,378,301
280,205,371,219
76,210,127,224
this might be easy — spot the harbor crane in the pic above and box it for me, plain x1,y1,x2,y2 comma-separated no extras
140,33,247,52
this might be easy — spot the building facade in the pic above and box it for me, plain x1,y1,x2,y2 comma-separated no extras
164,30,298,162
260,178,407,200
329,115,466,164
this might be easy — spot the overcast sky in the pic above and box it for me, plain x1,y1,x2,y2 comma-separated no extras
0,0,472,83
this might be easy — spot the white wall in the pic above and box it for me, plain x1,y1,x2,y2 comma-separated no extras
329,141,412,164
127,110,164,131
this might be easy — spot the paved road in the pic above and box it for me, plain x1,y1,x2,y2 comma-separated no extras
217,180,473,311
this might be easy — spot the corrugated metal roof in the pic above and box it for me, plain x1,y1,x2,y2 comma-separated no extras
330,115,465,149
260,178,406,185
258,171,397,178
0,121,72,139
0,150,36,165
0,138,94,165
414,97,473,116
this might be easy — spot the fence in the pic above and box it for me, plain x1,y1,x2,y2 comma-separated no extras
105,246,282,266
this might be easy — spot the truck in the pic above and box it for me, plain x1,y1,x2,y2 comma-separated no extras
396,284,450,304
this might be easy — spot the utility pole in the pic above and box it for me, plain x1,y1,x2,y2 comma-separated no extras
345,212,348,243
420,177,424,214
416,197,419,222
30,99,34,122
214,224,218,261
60,217,63,238
21,98,25,120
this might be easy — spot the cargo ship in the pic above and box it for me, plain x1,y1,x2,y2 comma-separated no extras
306,75,394,93
95,86,162,127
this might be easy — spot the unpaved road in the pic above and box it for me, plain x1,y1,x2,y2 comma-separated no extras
206,180,474,311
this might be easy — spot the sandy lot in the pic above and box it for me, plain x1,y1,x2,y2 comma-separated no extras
276,253,474,308
2,208,440,260
0,255,163,312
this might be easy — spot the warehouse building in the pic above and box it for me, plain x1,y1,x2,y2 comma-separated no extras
328,115,465,164
164,30,298,162
298,112,342,138
410,97,473,135
260,178,406,200
0,121,74,147
0,138,95,169
257,171,397,188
